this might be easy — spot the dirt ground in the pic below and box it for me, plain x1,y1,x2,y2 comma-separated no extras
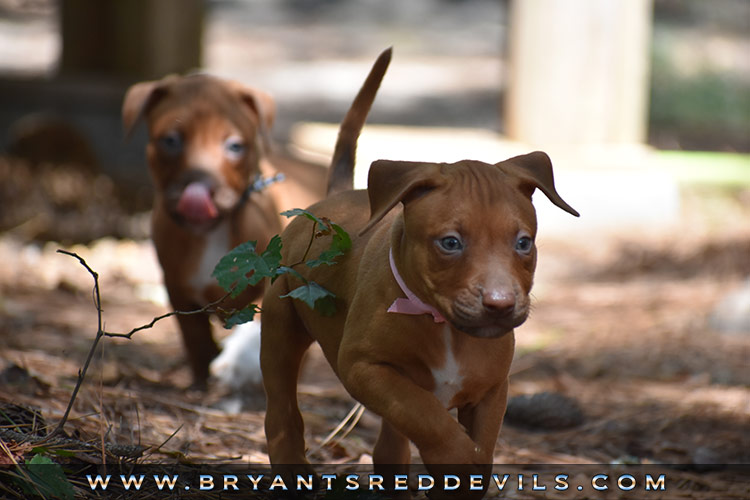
0,154,748,499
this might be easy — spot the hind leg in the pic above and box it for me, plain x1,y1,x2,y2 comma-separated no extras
261,279,314,466
173,305,219,389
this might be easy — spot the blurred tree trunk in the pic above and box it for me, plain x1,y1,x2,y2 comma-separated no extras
60,0,204,80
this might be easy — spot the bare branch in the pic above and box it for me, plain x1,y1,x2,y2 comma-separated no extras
52,250,239,436
102,291,234,339
53,250,104,437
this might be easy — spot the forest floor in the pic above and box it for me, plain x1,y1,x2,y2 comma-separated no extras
1,165,748,498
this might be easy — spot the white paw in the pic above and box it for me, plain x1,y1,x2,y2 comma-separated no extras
209,320,262,389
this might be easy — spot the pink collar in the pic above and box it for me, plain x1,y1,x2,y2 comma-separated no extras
388,249,446,323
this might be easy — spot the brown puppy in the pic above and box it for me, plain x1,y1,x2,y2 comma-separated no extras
261,91,578,497
123,74,320,386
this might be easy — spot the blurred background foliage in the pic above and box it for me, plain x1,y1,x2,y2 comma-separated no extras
0,0,747,152
0,0,747,243
650,0,750,152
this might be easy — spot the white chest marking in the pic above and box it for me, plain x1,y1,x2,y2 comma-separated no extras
431,326,464,408
190,221,230,301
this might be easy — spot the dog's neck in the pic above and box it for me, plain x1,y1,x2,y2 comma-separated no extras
387,248,446,323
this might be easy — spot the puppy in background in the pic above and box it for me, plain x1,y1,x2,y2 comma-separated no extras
123,74,324,388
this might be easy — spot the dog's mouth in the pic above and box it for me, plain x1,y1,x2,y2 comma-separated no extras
176,182,220,225
166,177,242,232
452,323,516,339
448,303,529,339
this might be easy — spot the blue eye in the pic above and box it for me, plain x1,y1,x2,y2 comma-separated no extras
158,131,183,155
438,235,463,254
515,236,533,254
224,136,246,159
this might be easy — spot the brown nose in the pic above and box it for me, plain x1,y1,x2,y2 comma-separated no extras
482,289,516,315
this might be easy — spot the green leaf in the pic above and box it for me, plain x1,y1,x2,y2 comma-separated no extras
223,304,261,329
27,454,54,465
273,265,307,284
211,210,349,319
212,236,283,297
306,222,352,268
31,447,75,458
332,223,352,251
21,454,76,500
280,208,328,231
313,294,338,317
212,240,256,294
281,283,337,316
280,209,352,267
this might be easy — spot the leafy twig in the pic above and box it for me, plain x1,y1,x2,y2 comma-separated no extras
294,217,320,268
211,209,352,323
51,209,351,438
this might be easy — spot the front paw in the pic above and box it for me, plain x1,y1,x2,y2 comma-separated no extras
420,436,491,500
420,432,486,465
424,463,492,500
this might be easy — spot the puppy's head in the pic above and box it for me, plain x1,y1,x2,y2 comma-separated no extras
122,74,275,232
363,152,579,338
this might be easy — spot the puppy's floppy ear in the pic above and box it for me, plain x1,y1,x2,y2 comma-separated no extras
228,82,276,153
359,160,444,236
122,76,176,139
497,151,580,217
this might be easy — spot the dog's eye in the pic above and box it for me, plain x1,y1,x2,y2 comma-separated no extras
438,236,463,254
515,236,534,254
224,137,246,160
158,131,183,155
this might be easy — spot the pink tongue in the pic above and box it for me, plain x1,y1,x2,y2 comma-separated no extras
176,182,219,223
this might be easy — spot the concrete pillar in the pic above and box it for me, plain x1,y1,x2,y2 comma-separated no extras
505,0,653,147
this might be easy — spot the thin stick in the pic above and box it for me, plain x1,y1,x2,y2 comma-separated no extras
52,250,105,437
289,219,319,268
152,424,183,454
336,403,365,444
53,250,236,436
313,402,364,453
99,336,106,464
103,291,233,339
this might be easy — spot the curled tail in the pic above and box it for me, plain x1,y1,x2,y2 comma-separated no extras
326,47,392,196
